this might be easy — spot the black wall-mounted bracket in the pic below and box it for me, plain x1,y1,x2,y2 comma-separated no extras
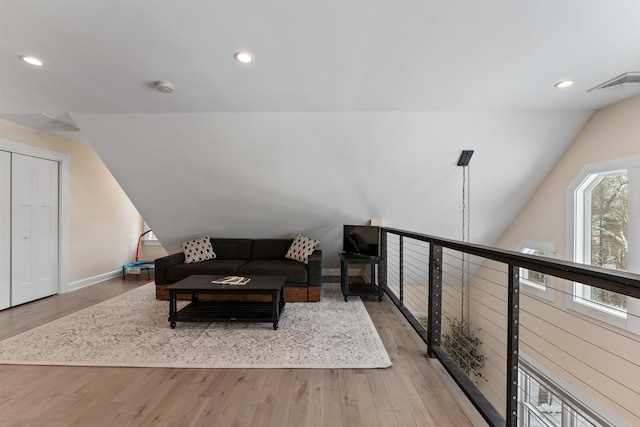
457,150,474,166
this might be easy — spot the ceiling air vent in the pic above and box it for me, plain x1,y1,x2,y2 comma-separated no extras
588,72,640,92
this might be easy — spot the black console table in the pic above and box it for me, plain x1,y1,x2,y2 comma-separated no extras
340,252,385,301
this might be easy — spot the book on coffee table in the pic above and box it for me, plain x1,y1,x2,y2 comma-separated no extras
211,276,251,285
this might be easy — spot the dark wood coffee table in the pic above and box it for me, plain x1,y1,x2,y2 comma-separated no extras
166,275,286,330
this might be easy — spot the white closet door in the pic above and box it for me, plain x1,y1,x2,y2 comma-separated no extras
11,153,59,306
0,151,10,310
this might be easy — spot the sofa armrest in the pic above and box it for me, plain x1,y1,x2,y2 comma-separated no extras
307,249,322,287
154,252,185,285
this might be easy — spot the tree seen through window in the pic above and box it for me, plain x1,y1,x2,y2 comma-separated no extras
587,173,627,310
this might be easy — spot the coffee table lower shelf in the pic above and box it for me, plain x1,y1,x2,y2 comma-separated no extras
170,301,285,330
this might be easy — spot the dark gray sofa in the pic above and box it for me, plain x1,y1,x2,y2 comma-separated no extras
155,238,322,302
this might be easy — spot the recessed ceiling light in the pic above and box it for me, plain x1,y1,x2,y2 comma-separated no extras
20,56,43,66
555,80,574,88
234,52,253,63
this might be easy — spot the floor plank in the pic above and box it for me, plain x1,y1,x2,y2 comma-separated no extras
353,371,380,427
305,369,325,427
0,276,488,426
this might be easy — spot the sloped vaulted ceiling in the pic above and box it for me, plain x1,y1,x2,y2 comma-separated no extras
72,110,590,262
2,0,640,264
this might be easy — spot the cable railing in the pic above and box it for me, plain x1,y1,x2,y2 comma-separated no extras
380,227,640,427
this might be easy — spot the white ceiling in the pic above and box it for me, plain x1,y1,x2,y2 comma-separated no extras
2,0,640,115
1,0,639,263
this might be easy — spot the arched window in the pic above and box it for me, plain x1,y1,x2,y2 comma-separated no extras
567,156,640,334
574,170,628,315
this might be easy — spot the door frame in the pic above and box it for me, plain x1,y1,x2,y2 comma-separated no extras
0,138,69,295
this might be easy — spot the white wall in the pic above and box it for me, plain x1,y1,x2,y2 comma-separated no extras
73,110,590,266
499,94,640,262
0,119,144,288
471,93,640,425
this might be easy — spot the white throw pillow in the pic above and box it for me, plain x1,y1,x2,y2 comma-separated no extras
181,236,216,263
285,234,320,264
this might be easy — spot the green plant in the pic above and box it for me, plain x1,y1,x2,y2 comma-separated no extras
416,315,428,328
441,316,486,381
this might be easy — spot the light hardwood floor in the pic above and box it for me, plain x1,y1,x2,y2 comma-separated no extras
0,276,488,427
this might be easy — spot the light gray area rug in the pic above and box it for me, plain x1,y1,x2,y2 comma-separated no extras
0,283,392,369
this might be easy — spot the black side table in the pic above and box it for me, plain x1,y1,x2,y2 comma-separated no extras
340,252,385,301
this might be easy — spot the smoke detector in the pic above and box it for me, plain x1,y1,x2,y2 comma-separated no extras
154,81,175,94
588,72,640,92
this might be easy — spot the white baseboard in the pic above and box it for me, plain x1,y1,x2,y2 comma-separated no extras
322,267,369,277
66,269,121,292
323,268,340,276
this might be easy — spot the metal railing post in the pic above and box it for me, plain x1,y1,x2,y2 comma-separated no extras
399,235,404,306
428,243,443,357
381,230,387,296
506,264,520,427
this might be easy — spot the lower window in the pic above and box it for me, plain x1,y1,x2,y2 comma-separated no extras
518,362,612,427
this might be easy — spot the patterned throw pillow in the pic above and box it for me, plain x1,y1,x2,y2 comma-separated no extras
181,236,216,264
285,234,320,264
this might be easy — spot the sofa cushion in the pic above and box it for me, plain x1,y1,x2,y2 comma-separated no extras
285,234,320,264
166,259,248,282
251,239,294,260
209,239,253,260
181,236,216,263
237,259,308,283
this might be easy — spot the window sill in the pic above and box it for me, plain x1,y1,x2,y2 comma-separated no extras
565,282,638,335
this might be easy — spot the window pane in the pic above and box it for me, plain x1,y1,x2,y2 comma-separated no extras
528,375,562,426
588,287,627,310
587,173,627,310
520,248,547,289
574,410,600,427
590,174,627,271
143,222,157,240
